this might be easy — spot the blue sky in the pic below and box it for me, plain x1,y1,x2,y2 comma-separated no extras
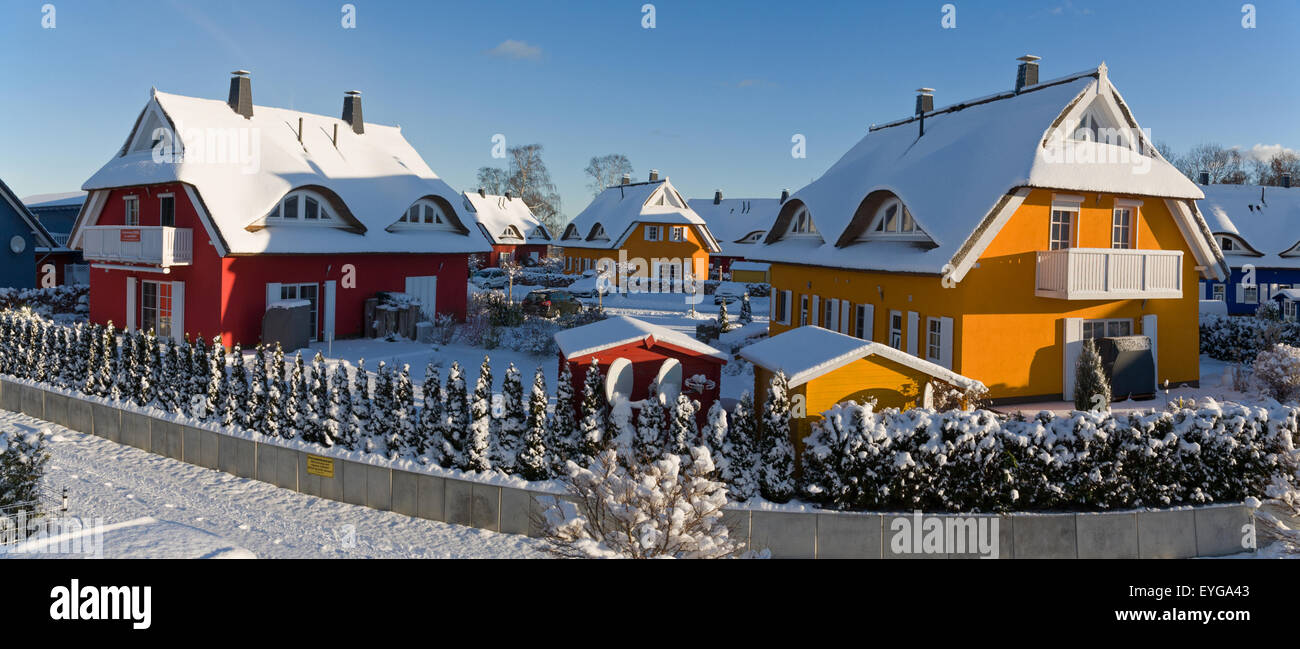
2,0,1296,219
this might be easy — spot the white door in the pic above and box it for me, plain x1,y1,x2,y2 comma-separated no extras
405,276,438,322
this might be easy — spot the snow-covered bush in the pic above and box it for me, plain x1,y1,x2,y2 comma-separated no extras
539,447,748,559
1200,314,1300,362
1074,337,1111,411
801,399,1300,512
759,371,796,503
0,285,88,316
0,428,48,511
1253,344,1300,403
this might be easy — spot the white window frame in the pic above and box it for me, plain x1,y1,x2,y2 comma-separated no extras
669,226,685,242
280,282,321,342
391,198,455,230
266,190,337,226
888,310,903,350
645,225,662,242
1082,318,1133,339
1049,207,1076,250
789,206,818,237
1212,283,1226,301
926,317,943,364
140,279,173,339
123,195,140,226
1111,207,1133,249
1243,284,1259,304
854,304,872,340
823,298,838,332
775,289,792,325
799,295,809,326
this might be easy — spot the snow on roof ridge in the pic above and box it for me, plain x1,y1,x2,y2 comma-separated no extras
554,315,728,361
152,89,399,131
739,325,984,391
870,66,1100,132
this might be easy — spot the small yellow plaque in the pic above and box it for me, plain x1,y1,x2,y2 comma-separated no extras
306,454,335,479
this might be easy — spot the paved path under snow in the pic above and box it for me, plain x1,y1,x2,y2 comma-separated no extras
0,410,547,559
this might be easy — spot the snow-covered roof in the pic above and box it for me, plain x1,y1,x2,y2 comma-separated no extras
1197,184,1300,269
739,325,984,391
688,197,779,257
0,176,58,248
75,89,492,256
462,191,549,245
554,315,728,362
748,65,1208,277
1275,288,1300,301
562,178,720,252
22,191,87,210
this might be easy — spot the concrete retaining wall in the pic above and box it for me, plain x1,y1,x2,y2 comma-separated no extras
0,378,1256,559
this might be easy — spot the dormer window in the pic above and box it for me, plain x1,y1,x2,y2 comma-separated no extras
264,190,334,224
563,224,581,240
589,224,608,241
390,198,457,231
650,188,684,208
857,198,930,243
1219,237,1235,251
739,231,765,243
789,205,818,236
501,225,523,240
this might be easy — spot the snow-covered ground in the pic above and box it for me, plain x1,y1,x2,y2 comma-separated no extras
0,410,546,559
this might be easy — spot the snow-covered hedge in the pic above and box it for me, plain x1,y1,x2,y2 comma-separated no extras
0,285,87,316
801,400,1299,513
1200,314,1300,362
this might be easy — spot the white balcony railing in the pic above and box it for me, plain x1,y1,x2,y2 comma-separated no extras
80,226,193,267
1035,248,1181,300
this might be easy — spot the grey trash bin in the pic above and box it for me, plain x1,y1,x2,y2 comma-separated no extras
263,299,311,352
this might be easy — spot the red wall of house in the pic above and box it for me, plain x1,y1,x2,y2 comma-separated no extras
87,184,225,341
561,342,724,426
34,251,82,286
220,252,470,348
484,243,548,267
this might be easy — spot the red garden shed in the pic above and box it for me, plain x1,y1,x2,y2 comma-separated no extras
554,316,727,423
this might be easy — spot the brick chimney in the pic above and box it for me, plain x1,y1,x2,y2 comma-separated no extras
228,70,252,119
342,91,364,135
1015,55,1040,93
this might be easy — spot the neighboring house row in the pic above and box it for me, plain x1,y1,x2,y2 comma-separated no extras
68,71,492,349
746,57,1228,404
687,190,782,277
0,176,70,289
24,191,89,286
559,171,720,290
1196,181,1300,320
463,189,551,267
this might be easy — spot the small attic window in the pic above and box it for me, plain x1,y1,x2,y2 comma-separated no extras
1220,237,1235,251
870,199,921,235
393,199,453,229
265,190,334,224
502,225,523,239
563,224,581,240
789,205,818,236
588,224,608,241
1071,102,1128,148
739,231,765,243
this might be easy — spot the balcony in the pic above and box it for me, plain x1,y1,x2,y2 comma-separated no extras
80,226,193,267
1035,248,1181,300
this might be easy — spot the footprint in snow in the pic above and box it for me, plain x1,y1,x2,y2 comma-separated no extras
238,524,249,530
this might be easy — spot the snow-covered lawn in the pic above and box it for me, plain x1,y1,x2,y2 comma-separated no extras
0,410,546,559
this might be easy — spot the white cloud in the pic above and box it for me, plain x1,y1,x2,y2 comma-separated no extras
1241,143,1298,163
485,39,542,60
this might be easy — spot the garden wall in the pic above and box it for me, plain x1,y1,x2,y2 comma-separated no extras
0,377,1254,559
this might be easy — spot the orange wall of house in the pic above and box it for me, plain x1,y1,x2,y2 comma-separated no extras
767,189,1202,401
561,222,710,280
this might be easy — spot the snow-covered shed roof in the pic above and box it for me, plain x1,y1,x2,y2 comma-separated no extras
22,192,87,210
75,88,492,256
688,196,779,257
0,176,58,248
561,178,720,252
1197,184,1300,269
747,64,1220,281
462,191,550,245
739,326,984,391
554,315,728,362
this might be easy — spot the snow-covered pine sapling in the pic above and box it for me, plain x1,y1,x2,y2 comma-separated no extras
1074,337,1111,412
347,359,371,450
539,446,745,559
759,371,797,503
142,328,160,405
443,361,471,469
0,428,50,511
117,330,136,403
466,356,493,472
716,298,729,333
366,360,396,455
418,364,444,464
739,292,753,325
156,338,176,412
189,335,207,410
669,393,699,456
576,357,609,465
285,352,308,441
493,363,526,472
608,399,636,465
101,322,118,399
550,360,579,466
721,392,760,502
224,344,250,429
328,363,353,449
84,323,102,396
393,364,417,458
247,344,268,430
309,352,331,445
703,400,727,460
516,366,551,481
633,383,668,464
206,336,227,421
265,343,287,437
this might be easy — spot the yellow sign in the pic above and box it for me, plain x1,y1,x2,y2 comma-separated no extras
306,455,335,479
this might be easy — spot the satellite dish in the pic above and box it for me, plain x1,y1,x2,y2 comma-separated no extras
9,235,25,254
605,357,633,405
655,358,682,405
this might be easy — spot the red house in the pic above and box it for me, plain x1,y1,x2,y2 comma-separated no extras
463,190,551,267
554,316,727,424
69,71,491,349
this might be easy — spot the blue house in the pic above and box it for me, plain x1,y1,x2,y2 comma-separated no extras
1197,182,1300,320
0,177,59,289
23,191,88,285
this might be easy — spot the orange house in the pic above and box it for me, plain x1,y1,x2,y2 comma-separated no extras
560,171,719,291
747,58,1229,403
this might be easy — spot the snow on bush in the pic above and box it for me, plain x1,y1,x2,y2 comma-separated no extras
1200,314,1300,362
0,285,88,316
1252,344,1300,403
538,447,751,559
0,427,49,511
801,399,1299,513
